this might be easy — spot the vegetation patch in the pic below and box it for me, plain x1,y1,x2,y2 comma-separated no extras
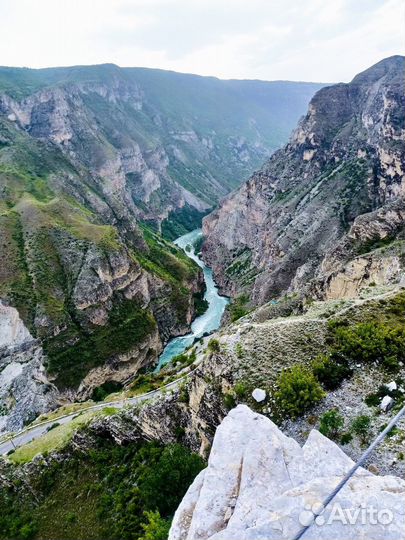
9,411,99,464
45,297,156,389
274,365,326,419
330,321,405,372
161,205,208,241
193,288,209,316
1,438,205,540
91,381,124,402
312,354,353,390
229,294,250,322
319,409,344,440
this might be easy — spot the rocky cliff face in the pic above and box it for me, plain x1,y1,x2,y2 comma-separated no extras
203,56,405,304
0,85,204,431
0,302,58,432
169,405,405,540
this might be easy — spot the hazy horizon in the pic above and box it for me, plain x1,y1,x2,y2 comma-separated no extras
1,0,404,83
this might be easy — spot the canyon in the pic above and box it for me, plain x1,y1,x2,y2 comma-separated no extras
0,56,404,540
0,64,321,432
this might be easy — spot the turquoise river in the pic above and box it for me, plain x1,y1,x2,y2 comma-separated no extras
156,228,229,370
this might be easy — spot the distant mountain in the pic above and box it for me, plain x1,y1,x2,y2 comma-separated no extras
0,64,324,237
203,56,405,304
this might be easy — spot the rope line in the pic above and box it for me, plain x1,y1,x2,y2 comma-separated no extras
292,403,405,540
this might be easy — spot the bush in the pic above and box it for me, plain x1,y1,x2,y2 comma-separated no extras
312,355,353,390
19,523,38,540
91,380,123,402
223,393,236,410
365,383,403,408
319,409,344,439
234,382,247,399
138,511,171,540
341,432,353,445
229,295,250,322
332,322,405,371
139,444,205,517
193,290,209,316
178,383,189,403
275,365,326,419
208,338,220,353
351,414,371,444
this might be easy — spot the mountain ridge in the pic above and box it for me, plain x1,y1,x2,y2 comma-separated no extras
202,55,405,305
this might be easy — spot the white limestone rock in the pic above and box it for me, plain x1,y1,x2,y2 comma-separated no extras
380,395,395,412
386,381,397,392
0,301,32,349
251,388,266,402
0,302,58,432
169,405,405,540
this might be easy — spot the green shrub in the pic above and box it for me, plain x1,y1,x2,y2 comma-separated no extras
351,414,371,444
208,338,220,353
138,511,171,540
364,393,381,407
19,523,38,540
172,351,195,367
229,295,250,322
235,343,245,358
138,444,205,517
341,432,353,445
178,383,189,404
275,365,326,419
365,383,403,408
234,382,247,399
193,290,209,316
223,393,236,410
319,409,344,439
91,381,123,402
332,322,405,371
312,355,353,390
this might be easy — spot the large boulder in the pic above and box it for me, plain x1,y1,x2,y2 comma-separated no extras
169,405,405,539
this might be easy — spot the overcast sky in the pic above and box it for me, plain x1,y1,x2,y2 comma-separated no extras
1,0,404,82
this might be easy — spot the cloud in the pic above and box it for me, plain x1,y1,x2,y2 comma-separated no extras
0,0,403,81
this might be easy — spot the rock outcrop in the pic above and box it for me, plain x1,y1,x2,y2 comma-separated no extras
203,56,405,304
0,302,58,432
169,405,405,540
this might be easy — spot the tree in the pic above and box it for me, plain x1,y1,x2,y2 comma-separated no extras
139,444,205,516
207,338,220,353
312,355,352,390
333,322,405,371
